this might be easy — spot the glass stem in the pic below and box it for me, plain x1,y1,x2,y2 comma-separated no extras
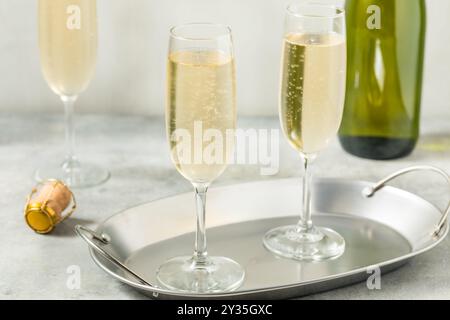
61,95,78,164
298,154,315,232
193,183,209,265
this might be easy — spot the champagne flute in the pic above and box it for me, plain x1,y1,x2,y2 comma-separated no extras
36,0,109,188
263,3,347,261
156,23,244,293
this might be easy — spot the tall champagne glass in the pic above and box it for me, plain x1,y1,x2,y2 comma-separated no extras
36,0,109,188
263,3,347,261
156,23,244,293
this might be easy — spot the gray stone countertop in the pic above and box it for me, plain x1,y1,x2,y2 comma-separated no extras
0,113,449,300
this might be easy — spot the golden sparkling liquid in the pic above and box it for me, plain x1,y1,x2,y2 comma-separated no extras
280,33,346,155
39,0,97,97
167,50,236,184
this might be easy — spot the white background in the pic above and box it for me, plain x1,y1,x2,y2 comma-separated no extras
0,0,448,117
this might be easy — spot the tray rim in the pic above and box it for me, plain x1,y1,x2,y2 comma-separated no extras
88,177,449,298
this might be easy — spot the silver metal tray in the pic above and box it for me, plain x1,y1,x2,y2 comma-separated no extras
76,166,449,299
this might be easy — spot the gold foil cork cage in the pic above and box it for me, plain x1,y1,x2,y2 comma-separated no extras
24,179,76,234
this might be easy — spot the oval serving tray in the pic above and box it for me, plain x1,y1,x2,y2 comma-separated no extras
76,166,449,299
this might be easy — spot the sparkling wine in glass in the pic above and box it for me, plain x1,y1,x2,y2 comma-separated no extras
36,0,109,188
156,23,245,293
263,3,347,261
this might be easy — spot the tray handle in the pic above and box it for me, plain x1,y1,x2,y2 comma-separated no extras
363,165,450,236
74,225,153,287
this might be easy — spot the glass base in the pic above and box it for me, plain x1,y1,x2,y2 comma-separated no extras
156,256,245,293
35,158,110,188
263,225,345,261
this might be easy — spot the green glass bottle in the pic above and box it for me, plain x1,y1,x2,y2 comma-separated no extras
339,0,426,160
